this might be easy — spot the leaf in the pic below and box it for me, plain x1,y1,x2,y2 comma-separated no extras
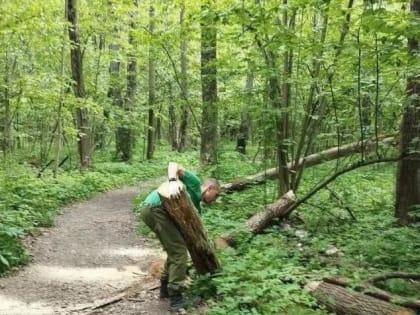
0,254,10,268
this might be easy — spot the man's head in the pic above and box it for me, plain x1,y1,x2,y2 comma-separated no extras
201,178,221,204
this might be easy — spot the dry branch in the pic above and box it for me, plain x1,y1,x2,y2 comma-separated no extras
158,181,220,274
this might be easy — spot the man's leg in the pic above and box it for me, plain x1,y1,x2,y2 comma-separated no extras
139,206,171,298
150,207,188,292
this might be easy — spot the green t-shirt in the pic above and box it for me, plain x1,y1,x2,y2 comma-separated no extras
142,171,202,214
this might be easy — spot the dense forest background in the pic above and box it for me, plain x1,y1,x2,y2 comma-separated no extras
1,0,419,314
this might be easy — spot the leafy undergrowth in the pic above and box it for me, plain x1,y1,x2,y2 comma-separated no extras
0,148,199,274
2,144,419,315
132,148,419,314
188,154,419,314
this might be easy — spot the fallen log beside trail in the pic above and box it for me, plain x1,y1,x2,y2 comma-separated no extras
215,190,296,248
222,137,395,193
158,180,220,274
246,190,296,233
306,281,415,315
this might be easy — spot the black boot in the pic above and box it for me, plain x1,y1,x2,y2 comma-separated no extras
168,289,201,312
159,279,169,299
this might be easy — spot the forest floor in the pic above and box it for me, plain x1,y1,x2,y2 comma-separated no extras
0,178,173,315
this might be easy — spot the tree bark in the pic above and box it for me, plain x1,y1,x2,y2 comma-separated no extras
236,68,253,154
66,0,90,170
146,5,156,160
168,83,178,150
116,3,137,162
306,281,415,315
158,181,220,274
222,137,395,192
1,62,11,157
178,1,189,152
216,191,296,248
246,190,295,233
395,0,420,224
200,0,218,165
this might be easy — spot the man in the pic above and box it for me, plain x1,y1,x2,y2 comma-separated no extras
139,162,220,311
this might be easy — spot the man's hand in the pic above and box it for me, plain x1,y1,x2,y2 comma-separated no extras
168,180,182,198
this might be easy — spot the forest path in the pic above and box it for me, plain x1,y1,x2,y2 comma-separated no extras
0,178,171,315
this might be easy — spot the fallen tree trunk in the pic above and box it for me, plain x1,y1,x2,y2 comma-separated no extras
246,190,296,233
324,275,420,311
215,191,296,248
306,281,415,315
158,181,220,274
222,137,395,192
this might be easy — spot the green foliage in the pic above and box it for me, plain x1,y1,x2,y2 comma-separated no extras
377,278,420,299
0,148,197,274
189,156,419,314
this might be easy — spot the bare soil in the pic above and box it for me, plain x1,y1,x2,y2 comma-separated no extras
0,179,172,315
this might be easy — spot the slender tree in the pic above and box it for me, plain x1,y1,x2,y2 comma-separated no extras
66,0,90,170
236,67,253,154
168,82,178,150
395,0,420,224
200,0,218,165
1,50,12,157
116,2,138,162
178,1,189,152
146,4,156,160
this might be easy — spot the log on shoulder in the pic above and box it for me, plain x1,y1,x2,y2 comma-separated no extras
158,181,220,275
305,281,415,315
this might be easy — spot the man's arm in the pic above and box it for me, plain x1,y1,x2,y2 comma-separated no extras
167,162,185,198
167,162,185,181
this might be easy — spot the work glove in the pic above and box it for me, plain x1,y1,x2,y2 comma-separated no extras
168,180,182,198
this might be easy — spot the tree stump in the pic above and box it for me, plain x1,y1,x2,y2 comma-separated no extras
306,281,415,315
158,180,220,274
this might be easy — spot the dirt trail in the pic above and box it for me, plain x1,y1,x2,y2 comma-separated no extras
0,179,170,315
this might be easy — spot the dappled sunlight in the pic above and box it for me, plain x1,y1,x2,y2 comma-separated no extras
104,247,165,259
0,295,53,315
31,265,147,284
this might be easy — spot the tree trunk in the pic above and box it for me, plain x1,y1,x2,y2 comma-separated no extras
146,4,156,160
168,83,178,150
200,0,218,165
395,0,420,224
178,2,189,152
66,0,90,170
2,71,11,157
156,106,162,144
93,35,107,151
116,4,137,162
216,191,296,248
306,281,414,315
222,137,395,192
107,37,124,159
158,181,220,274
236,69,252,154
